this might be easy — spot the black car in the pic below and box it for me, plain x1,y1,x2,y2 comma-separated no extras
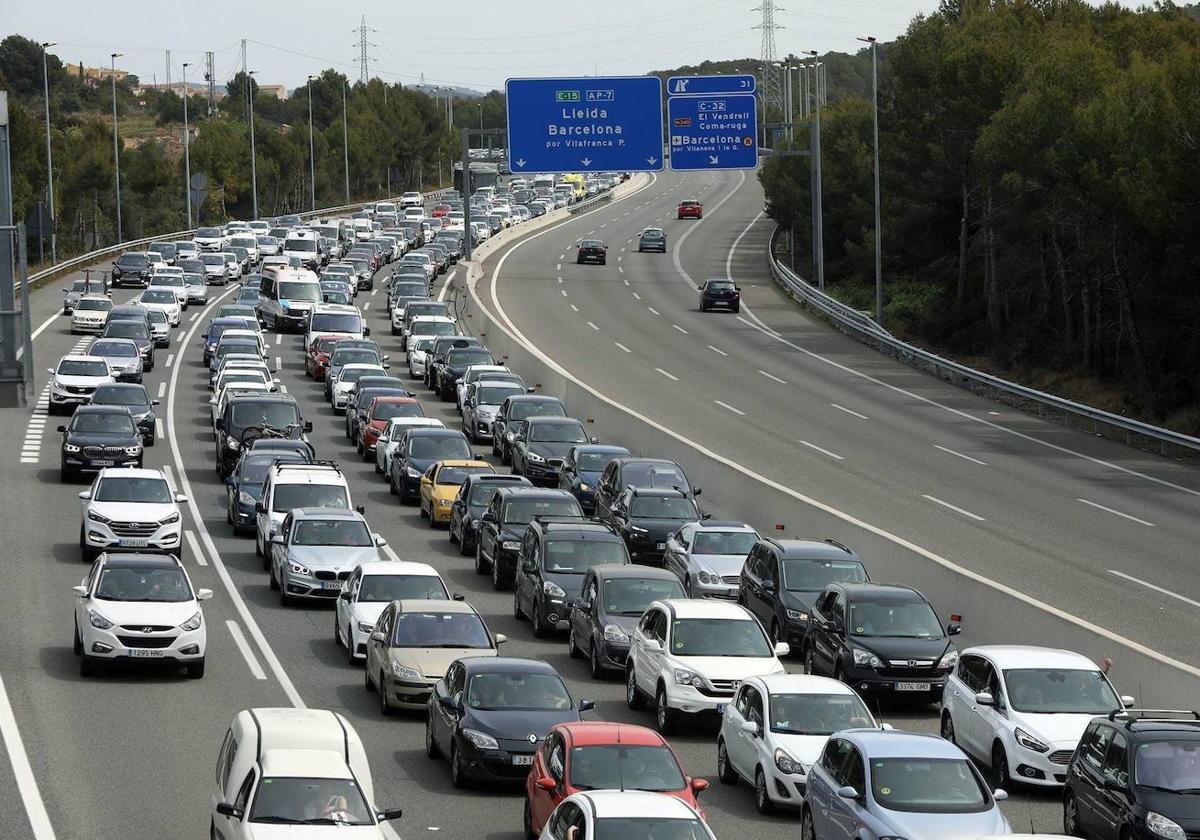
699,278,741,312
802,582,961,701
214,394,310,478
558,444,631,514
234,284,262,308
475,487,583,589
593,457,700,522
425,657,593,789
58,405,143,481
637,227,667,253
90,382,159,446
599,486,702,567
514,519,628,637
1064,710,1200,840
436,346,496,400
739,538,870,651
100,320,155,371
566,566,685,679
388,428,473,504
426,336,483,389
449,474,532,556
224,450,309,534
202,317,259,365
111,252,152,287
492,395,568,464
576,239,607,265
247,437,316,460
324,344,384,399
511,416,595,487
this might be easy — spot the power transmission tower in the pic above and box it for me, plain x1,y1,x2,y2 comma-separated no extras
204,51,216,116
752,0,785,115
353,16,378,84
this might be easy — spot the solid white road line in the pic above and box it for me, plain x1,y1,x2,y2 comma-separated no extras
614,342,631,353
672,324,689,334
586,321,599,331
1078,498,1156,527
184,530,208,566
656,368,678,381
934,444,988,466
1110,570,1200,609
225,620,267,680
758,369,786,384
0,672,56,839
707,345,728,356
830,403,869,420
922,494,986,521
799,440,845,461
189,312,199,322
713,400,745,416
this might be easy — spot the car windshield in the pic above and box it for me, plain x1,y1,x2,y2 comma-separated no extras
770,692,875,735
201,254,224,265
358,574,448,602
311,313,361,333
93,385,149,406
466,672,572,711
576,450,621,471
593,818,710,840
151,275,184,287
272,484,349,513
409,436,471,460
142,289,177,304
415,322,458,338
76,299,111,311
436,465,492,485
642,229,664,238
447,349,492,367
72,413,136,434
94,477,172,503
332,351,379,367
692,531,757,555
604,578,686,615
95,565,191,602
390,611,492,648
249,777,372,826
504,498,581,525
1135,741,1200,792
91,342,137,358
105,323,148,340
221,372,267,387
512,401,565,422
707,281,735,291
783,559,869,591
337,367,380,385
623,463,688,490
410,339,435,353
217,343,258,361
569,745,686,792
1001,668,1120,714
529,421,587,443
285,238,318,252
477,385,522,405
231,403,298,430
196,228,221,237
630,496,696,520
671,618,773,657
392,283,426,296
147,310,168,326
544,539,626,573
870,758,990,813
373,402,421,421
848,598,944,638
292,519,372,547
241,455,305,485
278,281,320,302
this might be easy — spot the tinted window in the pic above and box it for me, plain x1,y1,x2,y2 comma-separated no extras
1134,740,1200,791
504,497,582,525
621,462,687,490
408,436,471,460
870,758,990,813
230,402,299,430
96,565,191,602
94,477,172,503
783,559,869,591
576,450,620,471
72,413,136,434
511,400,565,422
466,673,571,711
848,597,943,638
292,519,371,547
390,611,492,648
435,465,493,485
630,496,697,520
272,484,349,512
310,313,362,333
769,693,873,735
568,745,685,792
249,777,371,826
603,577,685,615
105,323,149,340
1002,669,1120,714
530,421,587,443
93,385,149,406
373,402,422,421
76,299,112,311
692,531,757,556
91,341,137,357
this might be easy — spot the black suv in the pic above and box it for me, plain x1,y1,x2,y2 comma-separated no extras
802,581,961,702
739,538,870,650
435,345,496,400
214,394,309,478
599,486,702,566
513,519,628,637
111,252,152,287
492,394,567,464
90,382,158,446
699,278,741,312
449,474,531,556
58,405,143,481
474,487,582,589
425,336,482,389
593,457,699,522
511,416,594,486
387,427,473,504
1064,710,1200,840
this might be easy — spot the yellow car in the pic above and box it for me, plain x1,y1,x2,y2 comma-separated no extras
419,460,495,526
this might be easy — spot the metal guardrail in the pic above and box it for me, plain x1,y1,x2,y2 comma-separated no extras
767,227,1200,457
567,190,613,215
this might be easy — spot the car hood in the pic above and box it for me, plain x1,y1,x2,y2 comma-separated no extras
498,524,527,542
877,804,1008,840
351,602,388,627
690,553,749,577
67,430,140,446
89,501,176,521
56,374,112,388
90,599,197,627
392,646,497,680
675,656,785,681
848,635,952,662
464,707,582,744
244,825,385,840
628,518,691,538
527,441,577,460
781,589,821,613
769,732,834,767
1010,711,1106,749
1136,790,1200,825
543,571,588,597
431,485,459,503
288,546,382,570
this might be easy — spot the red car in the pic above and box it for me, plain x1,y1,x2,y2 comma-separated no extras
431,203,452,218
677,199,703,219
523,721,707,838
304,334,345,380
357,396,425,457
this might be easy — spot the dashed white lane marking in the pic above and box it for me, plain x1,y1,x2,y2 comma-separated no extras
708,345,728,357
175,330,186,343
1109,570,1200,608
618,267,624,274
226,620,267,680
275,333,282,345
370,288,378,296
647,307,660,316
614,342,631,353
275,356,282,370
189,312,199,322
1078,498,1155,527
561,289,568,297
165,353,175,368
184,530,208,566
586,321,600,331
758,369,786,384
933,444,988,467
363,302,371,310
557,277,562,283
155,419,164,439
799,440,845,461
713,400,745,416
922,494,986,522
559,254,565,260
830,403,869,420
632,292,641,300
279,384,288,394
656,368,678,381
672,324,689,334
556,263,561,271
570,304,579,312
157,382,166,399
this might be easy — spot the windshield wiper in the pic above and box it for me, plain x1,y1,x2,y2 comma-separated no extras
1140,785,1189,794
252,816,306,824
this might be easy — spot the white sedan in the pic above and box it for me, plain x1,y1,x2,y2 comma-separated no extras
334,561,451,662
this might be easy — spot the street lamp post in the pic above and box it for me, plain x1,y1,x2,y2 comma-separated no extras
247,69,258,220
478,103,483,131
307,75,316,211
41,41,57,263
182,62,193,229
110,52,123,243
342,82,350,204
858,36,882,325
804,51,824,290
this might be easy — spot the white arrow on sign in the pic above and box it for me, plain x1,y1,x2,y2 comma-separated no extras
709,155,719,165
581,157,592,166
647,157,658,165
514,159,526,168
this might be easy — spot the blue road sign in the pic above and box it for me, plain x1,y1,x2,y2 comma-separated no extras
667,93,758,171
505,76,665,174
666,74,756,97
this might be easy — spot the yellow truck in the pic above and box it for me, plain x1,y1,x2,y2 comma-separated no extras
561,173,587,200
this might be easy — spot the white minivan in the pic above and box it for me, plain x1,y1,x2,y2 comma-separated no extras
282,228,321,270
258,268,321,332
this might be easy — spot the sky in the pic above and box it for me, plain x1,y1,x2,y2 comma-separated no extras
10,0,1145,93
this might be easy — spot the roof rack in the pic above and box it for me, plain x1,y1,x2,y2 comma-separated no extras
531,515,588,525
1107,709,1200,724
823,539,853,554
272,461,343,476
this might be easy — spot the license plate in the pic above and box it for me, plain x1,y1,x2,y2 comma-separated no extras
656,542,665,550
129,649,165,658
322,582,343,591
895,682,931,692
119,538,149,548
512,755,534,766
716,704,727,714
92,459,114,467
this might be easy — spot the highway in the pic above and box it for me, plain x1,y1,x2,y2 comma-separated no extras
0,171,1191,839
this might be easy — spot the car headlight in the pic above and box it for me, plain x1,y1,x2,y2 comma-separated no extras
785,609,810,622
697,570,721,586
179,612,203,632
63,442,81,453
938,648,959,670
286,560,311,576
505,431,515,442
86,509,111,523
122,445,142,456
356,621,374,633
390,660,422,682
406,467,421,478
501,540,521,551
577,482,590,492
438,499,452,507
603,624,629,645
225,434,241,451
674,668,702,687
628,524,648,534
543,581,566,598
1147,813,1187,840
1014,727,1049,753
238,491,256,506
159,512,180,525
527,451,545,465
852,648,883,668
462,728,500,750
88,609,114,630
774,748,805,776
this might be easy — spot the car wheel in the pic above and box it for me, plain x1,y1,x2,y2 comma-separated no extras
803,644,819,676
449,524,459,546
374,458,382,475
531,600,549,638
491,554,505,591
269,562,279,590
513,589,524,620
418,500,427,519
428,507,438,529
146,434,155,447
991,743,1010,790
940,711,956,744
73,622,83,655
186,659,206,679
655,685,676,734
425,713,441,758
379,674,393,716
755,766,774,814
523,795,536,840
626,667,645,709
1063,792,1084,837
449,744,467,789
589,643,605,680
801,807,817,840
568,627,581,659
346,627,358,666
388,472,397,495
717,739,738,784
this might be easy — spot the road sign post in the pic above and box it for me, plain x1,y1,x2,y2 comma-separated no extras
506,76,664,174
666,74,758,172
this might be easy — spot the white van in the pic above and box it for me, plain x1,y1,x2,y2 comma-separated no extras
353,218,372,242
282,228,321,270
258,267,321,332
304,303,368,347
227,233,259,265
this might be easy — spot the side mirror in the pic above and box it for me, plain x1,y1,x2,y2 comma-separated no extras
644,638,663,652
48,368,56,375
373,534,387,547
1121,695,1136,707
993,788,1010,801
223,477,235,488
836,785,860,801
880,722,895,731
773,641,790,657
740,720,760,736
536,777,556,792
303,420,314,433
377,808,404,822
72,584,88,597
215,419,225,431
452,593,466,601
363,326,370,336
947,623,962,636
590,436,599,444
1101,778,1126,794
578,699,596,713
269,534,285,545
974,691,995,707
78,491,91,500
215,803,244,819
355,504,366,515
151,399,161,406
690,778,710,794
338,590,351,601
175,493,188,504
761,578,775,591
438,694,462,713
196,588,214,601
370,631,386,643
482,511,496,523
692,487,702,497
254,501,265,514
495,633,507,645
57,425,66,433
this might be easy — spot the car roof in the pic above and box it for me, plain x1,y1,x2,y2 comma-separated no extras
763,539,859,560
966,646,1101,671
249,708,355,758
594,565,679,582
228,393,295,405
357,560,440,578
692,520,756,533
655,598,753,621
397,598,475,615
838,582,924,600
98,551,179,569
557,721,666,748
258,748,354,780
405,427,464,438
534,521,620,539
60,354,107,364
581,790,699,820
461,657,560,676
496,487,575,502
841,729,963,758
629,487,689,498
505,394,563,404
290,507,364,520
752,673,862,696
73,404,133,416
96,467,165,481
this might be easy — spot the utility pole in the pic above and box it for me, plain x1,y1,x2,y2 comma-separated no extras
858,36,882,325
307,76,316,211
247,69,258,220
110,52,123,243
342,81,350,204
1,90,23,406
182,62,193,229
804,51,824,290
461,128,472,261
165,49,171,94
41,41,57,263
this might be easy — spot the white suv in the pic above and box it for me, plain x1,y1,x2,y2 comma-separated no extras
626,598,787,734
48,354,115,414
78,468,187,562
400,191,423,208
73,551,211,677
254,462,355,561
